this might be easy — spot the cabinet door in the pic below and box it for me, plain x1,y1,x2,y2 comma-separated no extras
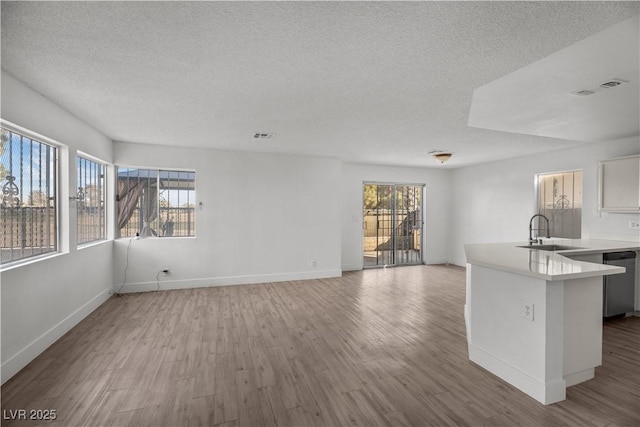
598,155,640,212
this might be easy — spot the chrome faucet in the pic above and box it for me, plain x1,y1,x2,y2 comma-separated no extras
529,214,550,245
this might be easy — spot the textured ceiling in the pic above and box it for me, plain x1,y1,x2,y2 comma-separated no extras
1,1,639,168
469,16,640,143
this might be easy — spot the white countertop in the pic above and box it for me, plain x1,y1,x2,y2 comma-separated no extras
464,239,638,281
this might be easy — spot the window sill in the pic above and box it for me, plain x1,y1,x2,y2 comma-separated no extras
0,251,68,273
78,239,111,251
115,236,196,240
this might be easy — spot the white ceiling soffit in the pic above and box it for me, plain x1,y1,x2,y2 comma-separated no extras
1,2,639,168
468,16,640,143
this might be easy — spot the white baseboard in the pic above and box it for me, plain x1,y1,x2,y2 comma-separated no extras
114,269,343,293
450,257,468,267
1,288,112,385
468,343,566,405
342,261,461,272
424,258,451,265
564,368,595,387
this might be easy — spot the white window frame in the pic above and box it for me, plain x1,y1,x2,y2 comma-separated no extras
1,120,65,269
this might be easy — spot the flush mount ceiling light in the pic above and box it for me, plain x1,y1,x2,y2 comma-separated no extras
429,150,452,164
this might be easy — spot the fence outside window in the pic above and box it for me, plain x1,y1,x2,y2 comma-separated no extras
77,156,105,245
1,127,57,265
536,170,583,239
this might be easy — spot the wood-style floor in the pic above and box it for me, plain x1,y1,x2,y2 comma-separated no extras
2,265,639,426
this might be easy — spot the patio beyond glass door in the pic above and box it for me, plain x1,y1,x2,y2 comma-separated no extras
363,183,424,268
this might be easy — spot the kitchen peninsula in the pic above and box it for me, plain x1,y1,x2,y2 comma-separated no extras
464,239,638,405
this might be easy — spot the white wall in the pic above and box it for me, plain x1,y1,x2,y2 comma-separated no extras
112,142,342,291
0,71,114,383
341,162,452,271
450,137,640,266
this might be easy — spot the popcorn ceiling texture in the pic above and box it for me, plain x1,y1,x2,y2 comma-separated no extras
1,1,638,167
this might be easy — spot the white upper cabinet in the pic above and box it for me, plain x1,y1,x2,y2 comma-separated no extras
598,154,640,212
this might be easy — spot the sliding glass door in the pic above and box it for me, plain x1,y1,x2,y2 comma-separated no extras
363,183,424,268
363,184,394,267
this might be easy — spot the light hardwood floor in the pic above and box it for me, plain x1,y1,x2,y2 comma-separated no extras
2,265,639,426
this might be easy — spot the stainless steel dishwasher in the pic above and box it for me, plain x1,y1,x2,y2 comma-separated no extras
603,251,636,317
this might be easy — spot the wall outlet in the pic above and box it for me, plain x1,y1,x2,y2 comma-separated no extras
629,221,640,230
161,269,170,275
311,259,318,268
522,304,535,321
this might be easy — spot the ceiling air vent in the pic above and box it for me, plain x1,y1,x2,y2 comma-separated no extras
253,133,276,139
573,89,595,96
571,78,629,97
599,79,627,89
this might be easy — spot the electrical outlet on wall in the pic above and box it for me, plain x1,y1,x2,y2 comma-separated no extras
522,304,535,321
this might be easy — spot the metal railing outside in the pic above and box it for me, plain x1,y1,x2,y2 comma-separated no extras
77,156,105,245
1,206,56,264
1,127,57,265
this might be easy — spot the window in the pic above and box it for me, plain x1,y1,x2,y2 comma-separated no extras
77,156,105,245
1,126,57,264
117,168,195,238
536,170,582,239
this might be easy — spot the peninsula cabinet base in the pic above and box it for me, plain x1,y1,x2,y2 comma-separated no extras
464,264,603,405
468,343,567,405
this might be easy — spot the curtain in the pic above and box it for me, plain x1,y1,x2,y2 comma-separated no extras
117,179,142,230
117,175,160,237
140,184,158,237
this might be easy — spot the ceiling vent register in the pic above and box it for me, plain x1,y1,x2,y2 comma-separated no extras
253,133,276,139
571,78,628,96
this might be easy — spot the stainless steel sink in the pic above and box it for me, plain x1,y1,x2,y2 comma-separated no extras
516,244,583,251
